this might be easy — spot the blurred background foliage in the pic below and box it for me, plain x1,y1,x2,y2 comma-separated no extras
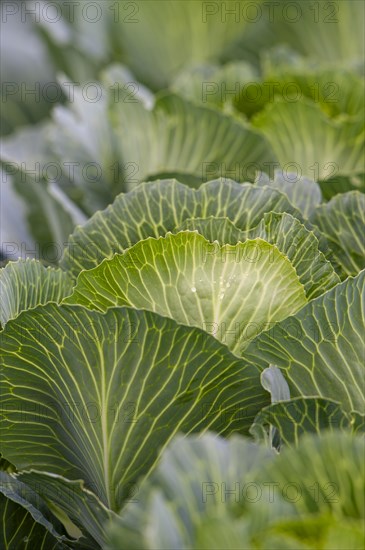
1,0,364,263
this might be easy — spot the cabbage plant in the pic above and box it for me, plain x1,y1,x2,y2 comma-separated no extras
1,174,364,549
0,1,364,549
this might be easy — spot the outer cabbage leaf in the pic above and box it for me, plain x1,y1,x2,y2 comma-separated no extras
0,168,78,265
60,179,308,278
245,271,365,414
48,83,119,213
310,191,365,278
0,304,269,512
0,3,59,136
171,61,259,112
172,61,365,121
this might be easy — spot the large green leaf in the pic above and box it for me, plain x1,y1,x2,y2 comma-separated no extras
0,260,73,326
310,191,365,278
110,92,276,187
65,232,307,355
0,304,269,512
60,179,306,277
253,99,364,182
245,271,365,414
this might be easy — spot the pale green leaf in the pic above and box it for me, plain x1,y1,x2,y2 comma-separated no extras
195,518,252,550
0,4,57,136
174,216,245,244
260,65,365,121
65,232,307,354
272,0,364,67
0,122,52,168
0,167,77,265
171,61,258,112
260,366,290,403
241,212,339,300
49,83,120,213
174,212,340,301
